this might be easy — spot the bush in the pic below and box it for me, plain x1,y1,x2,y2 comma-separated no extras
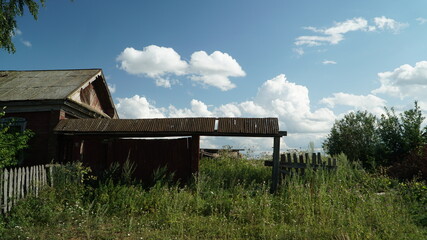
0,110,34,168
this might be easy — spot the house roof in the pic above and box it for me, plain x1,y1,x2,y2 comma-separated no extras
0,69,118,118
0,69,101,101
54,117,286,137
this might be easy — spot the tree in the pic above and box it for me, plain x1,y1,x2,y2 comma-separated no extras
0,0,45,53
377,107,404,165
400,101,425,153
377,102,426,165
324,102,427,172
322,111,378,167
0,110,34,168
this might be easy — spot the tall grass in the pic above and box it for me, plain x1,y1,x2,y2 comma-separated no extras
0,155,425,239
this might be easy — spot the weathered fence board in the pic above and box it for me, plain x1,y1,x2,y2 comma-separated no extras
1,165,56,214
265,152,337,176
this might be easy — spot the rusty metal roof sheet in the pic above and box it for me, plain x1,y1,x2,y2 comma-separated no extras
54,118,284,137
0,69,101,101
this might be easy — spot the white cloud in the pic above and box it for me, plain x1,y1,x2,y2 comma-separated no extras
155,78,171,88
115,74,337,149
21,40,32,47
117,45,245,91
322,60,337,65
12,29,32,48
374,16,408,33
116,45,188,77
293,47,304,56
295,16,406,50
116,95,165,119
214,103,242,117
107,83,116,94
373,61,427,101
295,17,369,46
416,17,427,25
320,92,387,115
13,29,22,37
189,51,245,91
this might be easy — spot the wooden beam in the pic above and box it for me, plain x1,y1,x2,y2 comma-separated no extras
270,136,281,193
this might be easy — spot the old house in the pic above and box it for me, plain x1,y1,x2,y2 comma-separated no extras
0,69,286,185
0,69,118,165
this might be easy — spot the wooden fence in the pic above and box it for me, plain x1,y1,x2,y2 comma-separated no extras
265,152,337,175
0,164,56,214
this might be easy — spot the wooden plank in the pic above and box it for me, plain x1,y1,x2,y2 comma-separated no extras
8,168,13,212
49,165,54,187
3,169,8,214
12,168,17,206
35,166,39,197
25,167,29,196
17,167,22,200
270,136,281,193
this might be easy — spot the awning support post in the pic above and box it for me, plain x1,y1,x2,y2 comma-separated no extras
270,136,281,193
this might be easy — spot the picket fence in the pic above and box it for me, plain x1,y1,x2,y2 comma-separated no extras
265,152,337,175
0,164,57,214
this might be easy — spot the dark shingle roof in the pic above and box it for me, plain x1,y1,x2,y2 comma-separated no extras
0,69,101,101
54,118,285,137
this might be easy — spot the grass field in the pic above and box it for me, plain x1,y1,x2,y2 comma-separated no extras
1,155,426,239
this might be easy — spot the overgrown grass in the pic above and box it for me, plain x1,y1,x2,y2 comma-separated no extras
0,155,426,239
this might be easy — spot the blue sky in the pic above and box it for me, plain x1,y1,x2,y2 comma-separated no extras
2,0,427,152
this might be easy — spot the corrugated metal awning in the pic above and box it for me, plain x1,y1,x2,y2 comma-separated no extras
54,118,286,137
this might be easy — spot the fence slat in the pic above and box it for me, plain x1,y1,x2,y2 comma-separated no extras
3,169,8,214
1,165,58,214
8,169,13,212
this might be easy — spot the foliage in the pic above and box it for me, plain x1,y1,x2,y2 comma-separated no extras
397,180,427,227
0,0,45,53
0,110,34,168
323,102,427,172
322,110,378,167
0,156,425,239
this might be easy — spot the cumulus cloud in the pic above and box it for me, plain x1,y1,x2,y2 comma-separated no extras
295,16,406,49
322,60,337,65
189,51,245,91
320,92,387,115
373,61,427,101
117,45,245,91
116,95,165,119
115,74,336,149
116,45,188,77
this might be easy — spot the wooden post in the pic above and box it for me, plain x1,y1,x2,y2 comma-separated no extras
271,136,281,193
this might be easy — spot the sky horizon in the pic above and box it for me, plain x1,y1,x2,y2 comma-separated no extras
2,0,427,153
